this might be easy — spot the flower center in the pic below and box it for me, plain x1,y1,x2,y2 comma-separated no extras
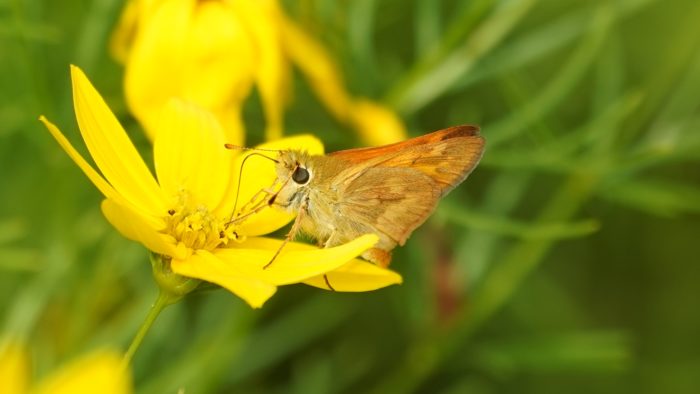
164,190,238,251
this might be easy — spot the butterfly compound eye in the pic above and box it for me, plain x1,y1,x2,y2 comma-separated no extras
292,166,310,185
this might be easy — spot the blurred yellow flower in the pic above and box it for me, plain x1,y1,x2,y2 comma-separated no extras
0,341,130,394
111,0,407,146
39,66,401,308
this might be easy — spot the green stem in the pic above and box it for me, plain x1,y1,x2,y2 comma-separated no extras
123,291,172,366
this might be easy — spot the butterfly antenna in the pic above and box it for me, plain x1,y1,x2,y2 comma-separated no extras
224,144,282,153
228,150,280,225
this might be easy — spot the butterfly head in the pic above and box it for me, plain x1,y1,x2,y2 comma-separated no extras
274,150,314,211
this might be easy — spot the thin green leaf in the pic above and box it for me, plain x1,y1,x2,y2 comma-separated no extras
469,331,631,374
599,178,700,217
413,0,441,58
487,7,612,146
388,0,538,113
0,249,41,272
438,204,600,240
455,0,658,90
0,219,27,244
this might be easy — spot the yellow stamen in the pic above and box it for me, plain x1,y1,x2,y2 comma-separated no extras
164,190,238,251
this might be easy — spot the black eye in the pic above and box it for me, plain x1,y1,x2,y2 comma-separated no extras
292,166,310,184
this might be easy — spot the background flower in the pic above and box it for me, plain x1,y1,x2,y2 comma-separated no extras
0,341,130,394
111,0,407,145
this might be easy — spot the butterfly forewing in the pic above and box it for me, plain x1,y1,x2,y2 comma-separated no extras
331,125,485,195
330,125,482,162
328,125,485,246
338,167,441,245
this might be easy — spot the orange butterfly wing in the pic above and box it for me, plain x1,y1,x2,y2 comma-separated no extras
337,167,442,246
330,125,485,196
329,125,485,246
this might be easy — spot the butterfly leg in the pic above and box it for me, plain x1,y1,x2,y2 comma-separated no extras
323,274,336,291
321,229,337,248
262,199,308,270
238,185,277,215
226,182,281,227
228,182,278,225
321,229,337,291
225,201,269,226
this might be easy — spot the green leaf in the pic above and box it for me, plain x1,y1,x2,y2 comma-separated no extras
387,0,538,113
487,7,612,146
469,331,631,374
454,0,659,90
438,204,600,240
599,178,700,217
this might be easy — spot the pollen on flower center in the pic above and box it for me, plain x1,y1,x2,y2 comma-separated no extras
164,190,237,251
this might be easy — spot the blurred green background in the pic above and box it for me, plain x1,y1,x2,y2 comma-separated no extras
2,0,700,392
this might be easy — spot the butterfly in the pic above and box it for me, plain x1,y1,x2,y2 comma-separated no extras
228,125,485,273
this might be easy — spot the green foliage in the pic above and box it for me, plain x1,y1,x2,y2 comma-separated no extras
2,0,700,392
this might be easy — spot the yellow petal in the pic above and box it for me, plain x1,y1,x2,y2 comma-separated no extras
215,234,378,285
101,199,183,259
0,340,29,394
278,12,352,122
181,2,255,108
304,259,403,291
277,13,406,146
109,0,163,63
235,0,289,140
33,350,131,394
109,0,139,64
125,0,254,143
153,100,230,210
70,65,167,216
171,250,277,308
123,0,191,140
349,99,407,146
213,105,245,147
40,116,121,204
221,135,324,235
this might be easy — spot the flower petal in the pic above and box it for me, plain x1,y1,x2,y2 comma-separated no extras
40,116,121,203
109,0,138,64
33,350,131,394
235,0,289,140
125,0,254,144
70,65,167,216
348,99,407,146
278,12,352,121
304,259,403,291
0,340,29,394
181,2,255,109
213,105,245,147
153,100,230,210
123,0,191,139
214,234,378,285
101,199,183,259
171,250,277,308
222,135,324,235
278,14,407,146
110,0,165,64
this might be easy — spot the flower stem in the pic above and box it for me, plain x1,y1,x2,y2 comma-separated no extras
123,291,171,366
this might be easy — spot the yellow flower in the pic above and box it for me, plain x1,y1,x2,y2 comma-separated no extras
40,66,401,308
111,0,406,145
0,341,130,394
